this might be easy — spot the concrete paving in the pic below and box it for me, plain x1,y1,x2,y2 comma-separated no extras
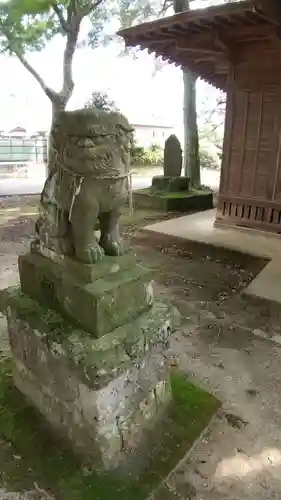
144,209,281,305
0,173,152,196
0,167,220,196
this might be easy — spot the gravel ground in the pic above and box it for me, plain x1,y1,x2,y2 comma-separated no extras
1,196,281,499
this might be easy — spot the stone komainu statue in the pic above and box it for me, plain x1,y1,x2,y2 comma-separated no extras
35,108,134,263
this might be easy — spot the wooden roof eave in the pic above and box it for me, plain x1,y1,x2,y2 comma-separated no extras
118,0,281,90
117,0,261,39
118,0,281,40
151,47,228,89
124,36,229,89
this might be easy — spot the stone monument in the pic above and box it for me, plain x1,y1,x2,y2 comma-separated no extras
151,133,190,192
2,108,180,474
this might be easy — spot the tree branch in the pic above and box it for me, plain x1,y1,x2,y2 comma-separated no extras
16,52,56,101
89,0,104,13
2,29,57,102
67,1,75,25
57,1,84,102
158,0,172,16
52,2,70,33
80,0,104,17
62,0,105,101
60,24,80,101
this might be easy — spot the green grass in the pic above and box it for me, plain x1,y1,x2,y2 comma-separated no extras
0,360,220,500
137,187,212,199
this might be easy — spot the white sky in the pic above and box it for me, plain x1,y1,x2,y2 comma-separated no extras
0,0,223,132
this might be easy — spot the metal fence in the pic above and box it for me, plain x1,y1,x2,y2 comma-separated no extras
0,137,48,178
0,136,136,209
0,137,48,164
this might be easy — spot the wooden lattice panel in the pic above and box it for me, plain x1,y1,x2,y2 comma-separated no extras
216,196,281,233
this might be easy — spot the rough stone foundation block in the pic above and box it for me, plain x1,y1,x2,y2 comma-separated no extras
3,288,180,473
151,175,190,192
133,190,214,212
18,250,154,338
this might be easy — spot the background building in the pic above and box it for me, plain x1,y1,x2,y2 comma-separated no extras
131,121,176,147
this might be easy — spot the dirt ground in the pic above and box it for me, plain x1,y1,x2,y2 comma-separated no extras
1,196,281,499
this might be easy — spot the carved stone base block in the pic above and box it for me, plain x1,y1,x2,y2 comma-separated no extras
18,248,154,338
151,175,190,192
4,288,180,473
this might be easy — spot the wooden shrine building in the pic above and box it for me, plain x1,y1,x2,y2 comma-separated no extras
119,0,281,233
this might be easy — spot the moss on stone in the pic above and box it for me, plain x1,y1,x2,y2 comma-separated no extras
1,288,179,389
0,360,220,500
137,187,212,199
1,287,79,342
19,253,153,338
133,188,214,212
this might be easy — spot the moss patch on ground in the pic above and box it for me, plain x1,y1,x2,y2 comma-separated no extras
0,360,220,500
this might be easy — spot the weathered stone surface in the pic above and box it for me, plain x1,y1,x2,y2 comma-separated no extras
0,107,183,482
4,288,180,473
18,251,154,337
152,176,190,193
37,108,134,263
3,287,179,388
163,134,182,177
133,190,214,212
30,241,137,281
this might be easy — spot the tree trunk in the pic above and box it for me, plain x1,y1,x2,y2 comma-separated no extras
174,0,200,186
47,97,69,173
183,70,200,185
46,17,79,173
51,99,67,123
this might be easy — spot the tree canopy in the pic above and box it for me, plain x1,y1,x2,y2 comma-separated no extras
84,90,120,112
0,0,235,117
0,0,174,115
0,0,235,176
0,0,114,115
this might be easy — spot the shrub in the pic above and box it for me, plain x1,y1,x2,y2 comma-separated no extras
200,148,220,170
84,91,119,112
130,141,164,167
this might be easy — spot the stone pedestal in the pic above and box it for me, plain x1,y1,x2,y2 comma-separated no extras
3,244,180,474
151,175,190,192
19,244,154,337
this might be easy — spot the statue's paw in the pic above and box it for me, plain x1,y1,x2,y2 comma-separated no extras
89,244,105,263
100,240,124,257
77,244,105,263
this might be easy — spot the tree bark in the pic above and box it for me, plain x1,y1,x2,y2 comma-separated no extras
45,8,81,172
47,97,69,173
174,0,200,186
183,70,200,185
